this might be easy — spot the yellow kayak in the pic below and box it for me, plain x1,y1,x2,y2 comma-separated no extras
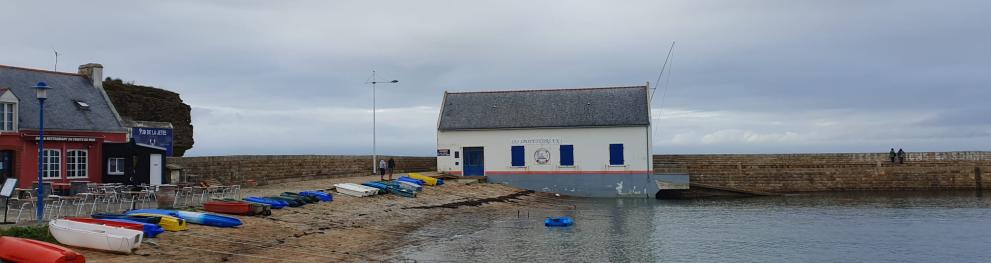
408,173,438,186
129,213,189,231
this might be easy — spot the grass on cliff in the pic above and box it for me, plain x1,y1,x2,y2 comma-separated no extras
0,225,58,244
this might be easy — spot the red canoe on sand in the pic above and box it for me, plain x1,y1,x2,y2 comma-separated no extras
0,236,86,263
203,201,253,215
66,217,144,232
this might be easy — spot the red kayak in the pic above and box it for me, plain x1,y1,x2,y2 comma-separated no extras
203,201,253,215
66,217,144,232
0,236,86,263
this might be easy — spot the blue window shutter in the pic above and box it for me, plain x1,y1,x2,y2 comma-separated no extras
609,144,624,165
511,146,525,166
560,145,574,166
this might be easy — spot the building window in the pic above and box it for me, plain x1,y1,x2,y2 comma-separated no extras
511,146,525,167
609,144,624,165
454,151,459,159
42,149,60,179
108,158,125,175
0,103,15,131
67,150,88,178
560,145,574,166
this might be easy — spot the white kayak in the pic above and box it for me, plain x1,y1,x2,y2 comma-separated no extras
49,219,144,254
334,183,379,197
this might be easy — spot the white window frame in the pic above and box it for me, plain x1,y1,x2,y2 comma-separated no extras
42,149,61,179
108,157,125,175
66,149,88,179
0,102,15,131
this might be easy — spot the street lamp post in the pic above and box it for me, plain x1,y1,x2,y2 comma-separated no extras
366,71,398,175
33,82,50,223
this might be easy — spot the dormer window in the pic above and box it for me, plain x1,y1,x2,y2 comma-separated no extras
0,89,18,132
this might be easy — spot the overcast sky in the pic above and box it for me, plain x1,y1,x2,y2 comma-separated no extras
2,1,989,156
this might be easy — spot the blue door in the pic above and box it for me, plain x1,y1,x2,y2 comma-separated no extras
463,147,485,176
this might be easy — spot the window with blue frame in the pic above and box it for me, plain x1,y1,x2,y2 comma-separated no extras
609,144,624,165
511,146,525,166
560,145,574,166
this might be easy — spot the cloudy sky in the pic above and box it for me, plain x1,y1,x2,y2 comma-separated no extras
2,1,989,156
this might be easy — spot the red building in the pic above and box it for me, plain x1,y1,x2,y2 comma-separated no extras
0,63,127,188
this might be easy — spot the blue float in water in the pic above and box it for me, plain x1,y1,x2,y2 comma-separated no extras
544,217,574,227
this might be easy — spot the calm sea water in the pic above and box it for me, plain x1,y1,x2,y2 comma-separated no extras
397,191,991,263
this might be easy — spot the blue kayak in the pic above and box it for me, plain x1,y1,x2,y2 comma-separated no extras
176,210,242,228
101,218,166,238
397,177,425,186
92,213,162,224
243,197,287,209
127,209,242,228
299,191,333,202
545,217,574,227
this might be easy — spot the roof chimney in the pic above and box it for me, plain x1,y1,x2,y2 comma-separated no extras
78,63,103,90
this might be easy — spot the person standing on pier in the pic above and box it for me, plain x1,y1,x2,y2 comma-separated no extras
387,158,396,180
897,149,906,164
889,148,897,163
379,159,388,181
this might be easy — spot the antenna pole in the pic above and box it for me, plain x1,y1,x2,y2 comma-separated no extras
650,42,675,102
53,49,59,71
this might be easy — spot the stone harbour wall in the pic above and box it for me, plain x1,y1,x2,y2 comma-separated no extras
168,155,436,186
654,151,991,193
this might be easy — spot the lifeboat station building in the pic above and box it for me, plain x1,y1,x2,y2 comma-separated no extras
436,85,667,197
0,64,128,189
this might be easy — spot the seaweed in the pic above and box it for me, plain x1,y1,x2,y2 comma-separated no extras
0,225,58,244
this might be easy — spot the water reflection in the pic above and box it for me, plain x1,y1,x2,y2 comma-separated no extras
399,191,991,263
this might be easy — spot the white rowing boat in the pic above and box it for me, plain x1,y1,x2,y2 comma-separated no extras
334,183,379,197
49,219,144,254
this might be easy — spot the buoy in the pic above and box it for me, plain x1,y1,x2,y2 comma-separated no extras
544,216,574,227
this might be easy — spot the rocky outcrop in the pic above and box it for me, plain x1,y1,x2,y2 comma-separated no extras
103,78,194,156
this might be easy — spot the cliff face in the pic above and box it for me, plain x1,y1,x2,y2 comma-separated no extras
103,78,194,156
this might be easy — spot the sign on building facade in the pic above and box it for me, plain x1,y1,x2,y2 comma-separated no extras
132,127,174,156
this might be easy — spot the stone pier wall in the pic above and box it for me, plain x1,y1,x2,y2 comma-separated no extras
654,151,991,193
168,155,436,186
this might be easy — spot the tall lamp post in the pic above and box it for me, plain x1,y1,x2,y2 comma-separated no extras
33,81,50,223
365,71,398,175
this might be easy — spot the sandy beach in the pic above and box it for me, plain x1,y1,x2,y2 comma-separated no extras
80,173,567,262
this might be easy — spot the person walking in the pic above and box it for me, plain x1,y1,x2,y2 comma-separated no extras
889,148,897,163
897,148,906,164
379,159,388,181
387,158,396,181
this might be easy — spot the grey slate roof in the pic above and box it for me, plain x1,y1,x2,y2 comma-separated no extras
0,65,125,132
438,86,650,130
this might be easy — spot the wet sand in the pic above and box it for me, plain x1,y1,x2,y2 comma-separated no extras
81,172,565,262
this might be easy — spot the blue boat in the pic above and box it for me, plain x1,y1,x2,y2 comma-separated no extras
100,218,166,238
544,217,574,227
243,197,287,209
127,209,243,228
91,213,162,224
397,177,425,186
436,179,445,185
361,182,390,194
299,191,333,202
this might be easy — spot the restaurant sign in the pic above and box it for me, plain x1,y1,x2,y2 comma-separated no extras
132,127,174,156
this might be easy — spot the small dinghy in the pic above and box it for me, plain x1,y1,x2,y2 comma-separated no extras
91,213,162,224
243,197,287,209
398,181,423,192
387,186,417,198
299,191,333,201
49,219,144,254
66,218,163,238
177,211,242,228
0,236,86,263
544,217,574,227
204,201,254,216
361,182,390,194
281,192,319,203
397,176,426,186
334,183,379,197
125,213,188,231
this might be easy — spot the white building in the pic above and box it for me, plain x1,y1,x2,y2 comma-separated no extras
436,85,663,197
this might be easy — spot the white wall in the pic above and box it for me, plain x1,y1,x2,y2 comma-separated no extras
437,126,651,174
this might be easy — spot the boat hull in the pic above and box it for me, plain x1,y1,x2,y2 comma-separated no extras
204,201,253,216
407,173,439,186
334,183,379,197
0,236,86,263
126,213,188,231
176,211,243,228
49,219,144,254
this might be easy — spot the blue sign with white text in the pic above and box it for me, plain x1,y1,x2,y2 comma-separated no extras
132,127,174,156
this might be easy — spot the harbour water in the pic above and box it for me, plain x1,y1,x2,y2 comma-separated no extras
397,191,991,262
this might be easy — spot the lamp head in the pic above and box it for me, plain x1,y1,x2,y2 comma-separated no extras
33,82,51,100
